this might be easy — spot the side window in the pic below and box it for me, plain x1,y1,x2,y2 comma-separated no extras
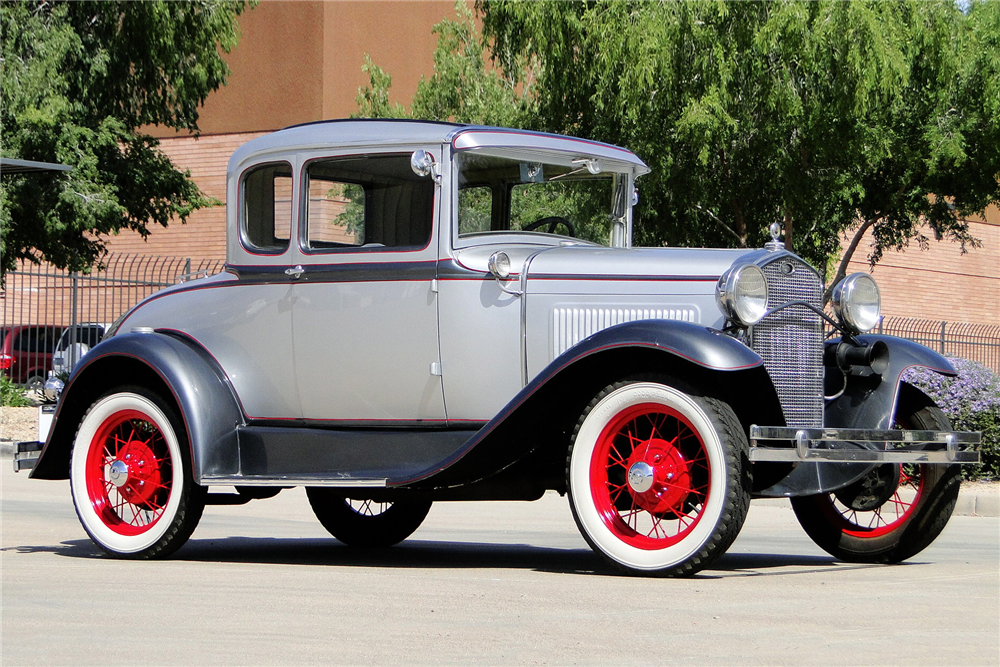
14,329,37,353
304,154,433,251
15,328,57,353
306,179,366,247
242,163,292,253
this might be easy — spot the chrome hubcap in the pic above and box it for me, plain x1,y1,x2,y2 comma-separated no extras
627,461,655,493
108,460,129,488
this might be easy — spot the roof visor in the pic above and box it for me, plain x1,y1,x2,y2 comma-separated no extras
451,129,650,176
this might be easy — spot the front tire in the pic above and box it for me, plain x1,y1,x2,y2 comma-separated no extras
568,379,751,576
790,397,961,564
306,489,432,547
69,388,205,558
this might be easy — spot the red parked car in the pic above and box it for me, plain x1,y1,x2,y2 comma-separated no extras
0,325,64,392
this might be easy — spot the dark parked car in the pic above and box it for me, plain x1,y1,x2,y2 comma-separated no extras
0,325,63,392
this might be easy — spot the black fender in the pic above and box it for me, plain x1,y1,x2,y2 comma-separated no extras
824,334,956,430
755,334,957,497
29,330,244,482
397,319,781,489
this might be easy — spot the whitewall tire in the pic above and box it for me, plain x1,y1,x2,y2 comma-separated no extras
568,380,750,576
69,389,205,558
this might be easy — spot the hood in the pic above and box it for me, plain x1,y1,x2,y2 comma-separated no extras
521,246,749,290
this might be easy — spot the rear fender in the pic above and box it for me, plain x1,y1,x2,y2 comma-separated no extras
398,320,780,489
29,331,243,482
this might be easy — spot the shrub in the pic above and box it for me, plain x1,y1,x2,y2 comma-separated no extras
903,358,1000,480
1,375,32,407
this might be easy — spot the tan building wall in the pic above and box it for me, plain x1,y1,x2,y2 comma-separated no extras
102,132,265,259
841,212,1000,326
147,0,457,138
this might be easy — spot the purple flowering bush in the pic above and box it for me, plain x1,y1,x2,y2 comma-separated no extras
903,358,1000,480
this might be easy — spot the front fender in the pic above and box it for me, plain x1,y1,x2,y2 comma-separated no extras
755,335,957,497
825,334,956,430
397,320,775,488
30,331,244,482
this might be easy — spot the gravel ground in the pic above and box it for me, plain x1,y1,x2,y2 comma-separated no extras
1,406,41,443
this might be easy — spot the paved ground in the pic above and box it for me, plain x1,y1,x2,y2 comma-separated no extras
2,464,998,666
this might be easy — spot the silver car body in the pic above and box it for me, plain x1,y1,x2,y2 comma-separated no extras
118,122,741,423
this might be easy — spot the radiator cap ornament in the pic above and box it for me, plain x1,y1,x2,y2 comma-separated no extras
765,222,785,251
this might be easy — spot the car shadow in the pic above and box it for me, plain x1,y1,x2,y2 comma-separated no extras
3,537,887,578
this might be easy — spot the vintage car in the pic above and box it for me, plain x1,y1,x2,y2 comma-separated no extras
16,120,980,576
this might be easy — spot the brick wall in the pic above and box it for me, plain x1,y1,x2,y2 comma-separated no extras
107,131,999,328
840,212,1000,326
100,132,267,261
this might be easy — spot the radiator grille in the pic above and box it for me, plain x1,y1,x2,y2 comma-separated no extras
552,307,696,358
749,257,825,428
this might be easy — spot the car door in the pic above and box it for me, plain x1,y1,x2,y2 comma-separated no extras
291,151,445,422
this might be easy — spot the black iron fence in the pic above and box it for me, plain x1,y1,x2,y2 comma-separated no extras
1,254,225,382
877,317,1000,374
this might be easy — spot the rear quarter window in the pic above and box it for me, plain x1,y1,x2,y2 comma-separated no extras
242,162,293,253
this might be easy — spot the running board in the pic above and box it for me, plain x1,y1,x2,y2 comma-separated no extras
749,426,981,464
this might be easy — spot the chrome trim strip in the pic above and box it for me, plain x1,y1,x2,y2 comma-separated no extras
749,424,981,464
749,449,980,463
201,476,388,488
751,425,981,445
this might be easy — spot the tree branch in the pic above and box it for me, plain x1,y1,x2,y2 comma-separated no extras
823,216,879,304
696,205,745,246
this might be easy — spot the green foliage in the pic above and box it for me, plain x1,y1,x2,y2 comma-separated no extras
355,1,534,126
1,0,249,276
1,375,31,407
905,358,1000,481
479,0,1000,284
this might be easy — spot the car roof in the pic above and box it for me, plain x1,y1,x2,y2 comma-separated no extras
229,119,649,175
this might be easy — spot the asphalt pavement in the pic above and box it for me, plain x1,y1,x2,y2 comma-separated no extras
2,465,998,666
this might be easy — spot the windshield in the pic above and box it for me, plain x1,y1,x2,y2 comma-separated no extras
456,150,629,246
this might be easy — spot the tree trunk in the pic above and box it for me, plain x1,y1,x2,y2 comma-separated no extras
783,207,793,253
824,217,878,304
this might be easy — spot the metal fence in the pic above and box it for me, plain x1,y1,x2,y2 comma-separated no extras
877,317,1000,374
1,253,225,381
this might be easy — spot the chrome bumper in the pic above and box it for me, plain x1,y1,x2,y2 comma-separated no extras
13,441,42,472
749,425,981,464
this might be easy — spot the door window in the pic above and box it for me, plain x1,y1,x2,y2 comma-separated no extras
304,154,434,252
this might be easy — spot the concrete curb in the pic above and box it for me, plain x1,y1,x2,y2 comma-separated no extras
2,438,997,517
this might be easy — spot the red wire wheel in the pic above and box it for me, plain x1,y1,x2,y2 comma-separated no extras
84,408,173,536
569,380,750,576
790,390,963,564
821,465,923,538
589,402,711,549
70,390,205,558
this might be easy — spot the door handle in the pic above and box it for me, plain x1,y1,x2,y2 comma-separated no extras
284,265,304,279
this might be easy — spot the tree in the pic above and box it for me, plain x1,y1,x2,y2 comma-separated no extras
363,1,999,293
355,1,534,127
482,1,1000,289
0,1,249,277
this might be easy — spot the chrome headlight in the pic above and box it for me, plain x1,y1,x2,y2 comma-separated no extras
716,264,769,326
832,273,881,333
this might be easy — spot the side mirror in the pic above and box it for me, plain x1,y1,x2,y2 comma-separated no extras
410,150,436,178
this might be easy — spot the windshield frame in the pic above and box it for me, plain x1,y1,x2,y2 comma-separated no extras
450,147,635,251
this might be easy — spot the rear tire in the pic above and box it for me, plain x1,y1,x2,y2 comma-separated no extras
306,489,431,547
791,396,961,563
69,387,205,558
567,378,751,576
